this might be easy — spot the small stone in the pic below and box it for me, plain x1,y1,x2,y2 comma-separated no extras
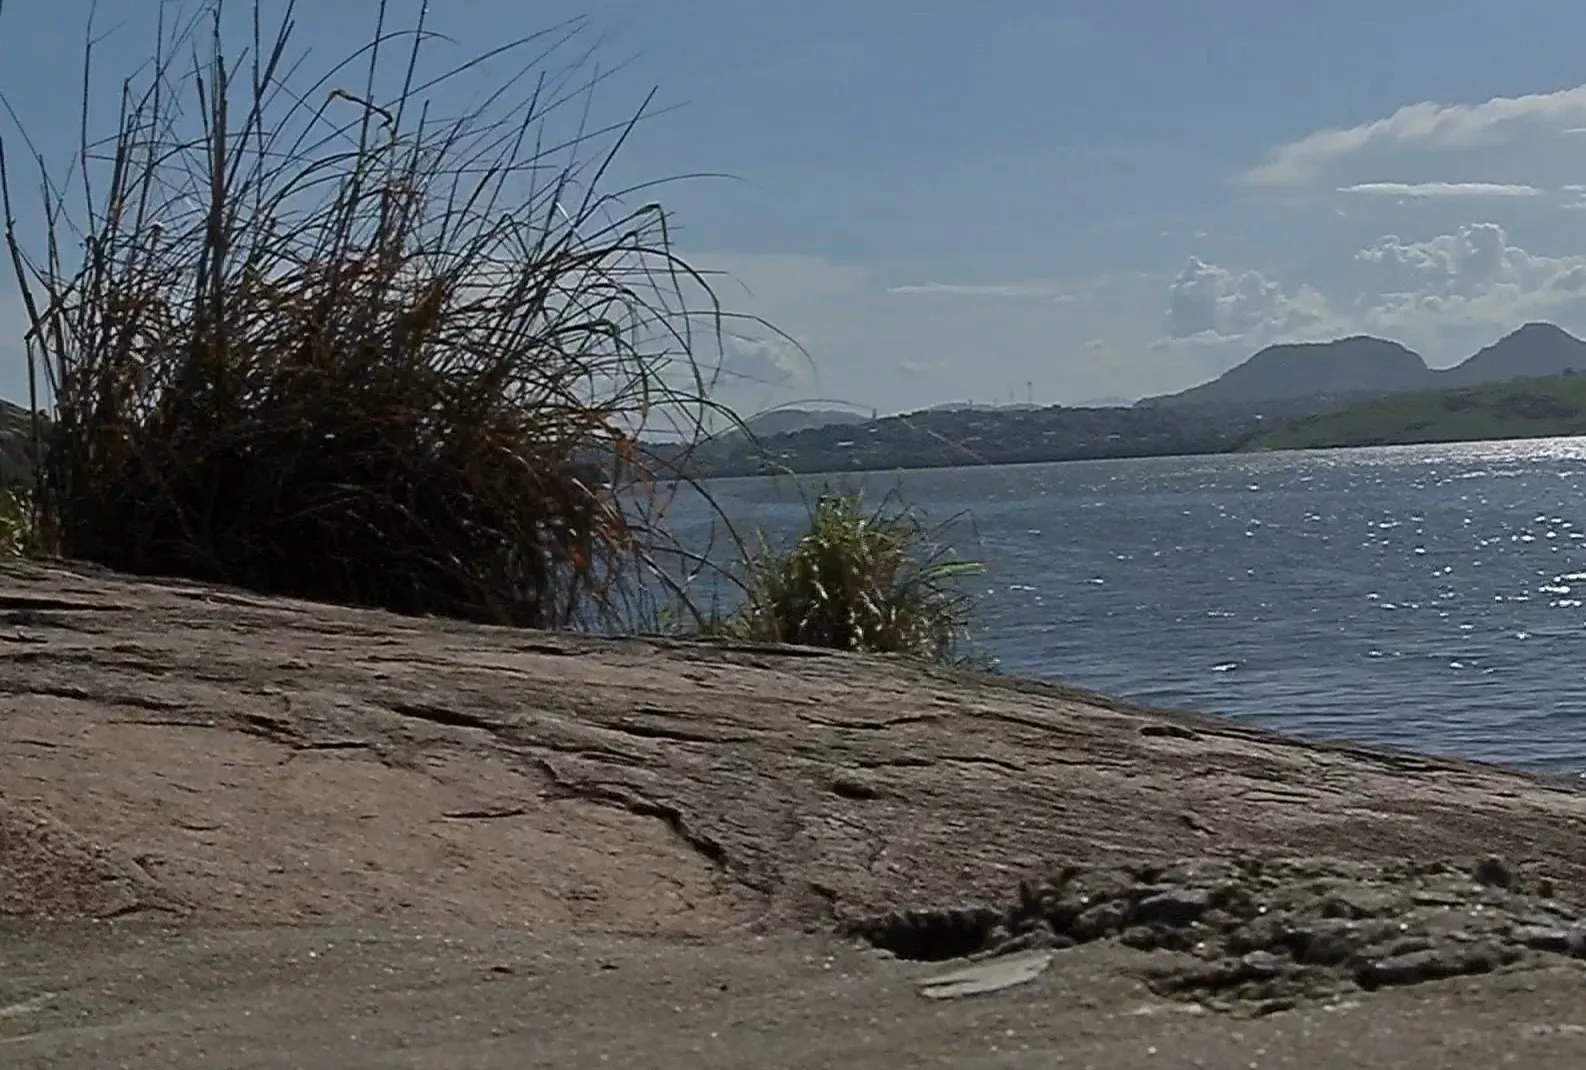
1207,883,1258,919
1472,856,1515,890
1239,950,1284,979
1118,926,1160,951
829,773,879,800
1385,936,1433,958
1171,959,1247,990
1132,888,1211,927
1357,949,1448,988
1319,889,1395,919
1513,926,1571,953
1139,723,1199,740
1284,920,1359,967
1357,944,1498,989
1252,996,1296,1016
1072,900,1129,940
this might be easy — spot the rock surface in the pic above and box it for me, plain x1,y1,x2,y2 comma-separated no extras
6,558,1586,1066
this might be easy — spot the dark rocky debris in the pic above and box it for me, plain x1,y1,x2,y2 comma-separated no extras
851,854,1586,1014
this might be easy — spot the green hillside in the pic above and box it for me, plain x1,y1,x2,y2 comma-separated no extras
1246,373,1586,452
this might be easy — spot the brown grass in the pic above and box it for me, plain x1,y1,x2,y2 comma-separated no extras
1,1,750,628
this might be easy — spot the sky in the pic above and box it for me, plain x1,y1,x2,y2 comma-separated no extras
9,1,1586,416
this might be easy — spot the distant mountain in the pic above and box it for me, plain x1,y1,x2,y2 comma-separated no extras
1437,322,1586,388
740,408,869,437
1142,336,1429,410
1142,323,1586,414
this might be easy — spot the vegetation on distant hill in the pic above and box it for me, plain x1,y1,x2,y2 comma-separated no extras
674,403,1262,477
740,408,870,437
1244,372,1586,451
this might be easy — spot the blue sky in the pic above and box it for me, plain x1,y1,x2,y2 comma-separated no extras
8,1,1586,415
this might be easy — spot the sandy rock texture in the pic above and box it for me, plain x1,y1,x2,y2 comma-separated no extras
5,557,1586,1067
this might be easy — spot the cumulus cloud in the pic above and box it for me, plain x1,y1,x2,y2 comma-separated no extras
1246,84,1586,186
1350,223,1586,338
1159,224,1586,372
1337,182,1544,198
1353,223,1509,294
1164,257,1330,340
714,334,808,389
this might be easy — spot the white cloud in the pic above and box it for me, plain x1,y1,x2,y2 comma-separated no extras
671,251,1161,409
1337,182,1544,198
1246,85,1586,186
1164,257,1330,341
1349,223,1586,347
713,334,808,389
1351,223,1586,302
1156,224,1586,377
1353,223,1511,295
660,222,1586,415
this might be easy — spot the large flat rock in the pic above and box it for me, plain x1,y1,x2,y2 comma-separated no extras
5,558,1586,1066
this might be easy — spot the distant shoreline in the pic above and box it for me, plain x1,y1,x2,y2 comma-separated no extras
679,373,1586,480
682,429,1586,482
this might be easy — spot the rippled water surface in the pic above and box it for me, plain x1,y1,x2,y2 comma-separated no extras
675,438,1586,774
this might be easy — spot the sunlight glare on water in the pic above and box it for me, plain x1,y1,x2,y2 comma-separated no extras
671,437,1586,775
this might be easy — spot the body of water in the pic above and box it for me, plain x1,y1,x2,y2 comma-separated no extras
675,437,1586,774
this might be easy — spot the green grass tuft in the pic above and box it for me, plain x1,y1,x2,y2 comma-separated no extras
0,486,27,556
723,490,985,665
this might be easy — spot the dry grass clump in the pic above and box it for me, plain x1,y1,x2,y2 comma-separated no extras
725,490,983,664
1,3,735,627
0,485,28,556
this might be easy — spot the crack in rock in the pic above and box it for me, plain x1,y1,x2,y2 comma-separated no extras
533,759,732,873
387,701,499,733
